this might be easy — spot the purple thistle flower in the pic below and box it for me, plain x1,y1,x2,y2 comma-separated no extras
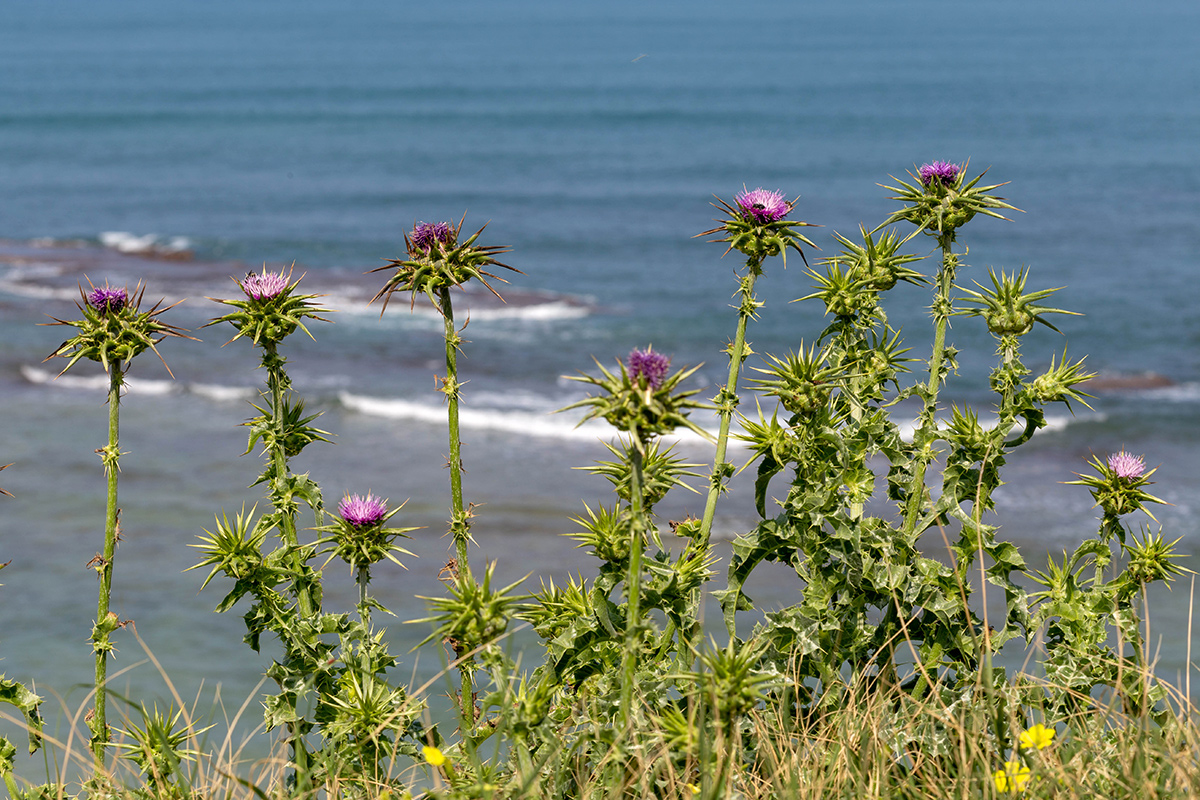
627,347,671,390
1107,451,1146,480
919,161,961,187
241,270,290,300
735,188,790,224
87,285,128,314
410,221,455,254
338,493,388,527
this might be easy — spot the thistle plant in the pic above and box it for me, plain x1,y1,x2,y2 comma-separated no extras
196,267,335,791
372,218,519,738
1026,451,1185,720
690,189,817,658
696,190,818,543
43,280,189,767
557,349,712,728
718,164,1122,725
878,163,1020,535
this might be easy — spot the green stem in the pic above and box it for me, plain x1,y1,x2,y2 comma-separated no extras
697,265,760,548
439,286,476,733
698,264,761,647
91,365,123,768
262,345,313,795
356,566,371,629
265,346,315,617
902,240,956,535
619,444,648,727
440,288,469,570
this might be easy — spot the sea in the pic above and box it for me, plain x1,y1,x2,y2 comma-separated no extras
1,0,1198,775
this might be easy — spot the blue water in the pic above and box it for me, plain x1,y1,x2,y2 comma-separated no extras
1,0,1198,780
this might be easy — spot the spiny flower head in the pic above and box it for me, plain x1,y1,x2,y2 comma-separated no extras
44,279,191,376
1067,450,1166,524
371,214,520,316
207,264,330,347
240,270,290,300
338,493,388,527
918,160,960,187
958,267,1079,337
409,221,455,255
560,352,712,451
317,494,418,572
735,188,789,224
87,285,129,314
1107,450,1145,480
701,188,818,269
627,347,671,389
878,162,1018,241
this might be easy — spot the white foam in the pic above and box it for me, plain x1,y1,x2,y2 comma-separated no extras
463,301,590,322
191,383,256,402
1140,382,1200,403
20,365,176,395
334,295,589,323
893,410,1102,443
337,390,722,446
99,231,191,255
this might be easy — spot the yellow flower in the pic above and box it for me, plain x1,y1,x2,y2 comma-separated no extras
1019,723,1056,751
993,761,1031,793
422,745,447,767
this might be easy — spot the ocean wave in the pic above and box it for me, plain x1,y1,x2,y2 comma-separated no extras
20,365,257,401
894,411,1104,443
337,390,717,445
1138,382,1200,403
99,231,192,257
338,388,1104,447
20,365,177,395
335,296,591,323
191,383,257,402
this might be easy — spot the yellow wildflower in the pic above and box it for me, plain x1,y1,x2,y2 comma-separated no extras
1019,723,1056,751
993,761,1031,793
422,745,447,767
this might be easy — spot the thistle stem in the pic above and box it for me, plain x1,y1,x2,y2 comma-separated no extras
902,240,956,535
265,345,315,617
262,344,314,792
357,566,371,628
697,265,759,548
619,443,647,727
438,286,477,732
91,365,123,768
440,287,470,569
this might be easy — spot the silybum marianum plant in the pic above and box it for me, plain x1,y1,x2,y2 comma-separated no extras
195,268,429,793
373,219,520,746
11,171,1189,799
44,281,189,768
711,162,1178,730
